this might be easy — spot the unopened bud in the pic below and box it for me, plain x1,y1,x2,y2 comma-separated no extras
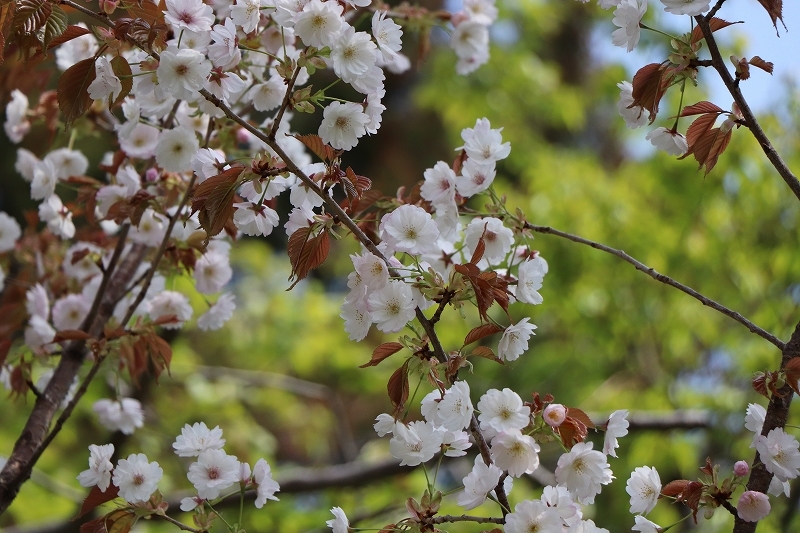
543,403,567,427
734,461,750,477
145,167,159,182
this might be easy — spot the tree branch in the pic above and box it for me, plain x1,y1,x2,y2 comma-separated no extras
694,14,800,203
429,515,504,525
732,320,800,533
524,223,784,350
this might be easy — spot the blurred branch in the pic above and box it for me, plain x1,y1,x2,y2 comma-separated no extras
193,366,358,462
525,223,785,350
694,14,800,203
589,410,713,430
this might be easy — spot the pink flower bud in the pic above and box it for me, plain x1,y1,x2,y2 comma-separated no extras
145,167,159,182
734,461,750,477
737,491,770,522
543,403,566,427
98,0,118,15
236,128,252,144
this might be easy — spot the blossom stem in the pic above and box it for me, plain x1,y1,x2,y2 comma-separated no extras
660,511,693,531
207,501,235,531
638,22,680,42
158,514,206,533
672,79,686,131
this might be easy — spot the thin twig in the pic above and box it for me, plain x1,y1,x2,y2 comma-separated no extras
156,514,206,533
429,515,505,525
525,223,784,350
694,15,800,203
706,0,726,20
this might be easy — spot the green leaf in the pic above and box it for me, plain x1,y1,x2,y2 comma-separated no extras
40,4,66,51
57,57,96,127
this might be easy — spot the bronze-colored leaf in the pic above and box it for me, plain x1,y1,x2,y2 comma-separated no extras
387,360,410,413
690,18,738,44
683,124,732,175
146,332,172,381
749,56,774,74
470,345,500,362
661,479,691,497
679,101,724,117
755,0,785,34
463,323,503,346
287,227,331,288
191,166,243,237
11,0,50,36
631,62,670,123
57,57,96,127
566,407,595,429
0,3,15,65
469,229,486,265
785,359,800,395
75,485,120,519
44,23,89,50
360,342,404,368
751,372,769,398
294,133,338,162
53,329,92,342
110,55,132,107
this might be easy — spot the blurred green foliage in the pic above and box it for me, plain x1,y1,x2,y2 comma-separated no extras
3,0,800,532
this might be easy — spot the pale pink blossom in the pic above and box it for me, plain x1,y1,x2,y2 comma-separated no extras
173,422,226,457
112,453,163,503
164,0,214,32
491,429,541,477
504,500,563,533
737,491,770,522
498,318,537,361
626,466,661,515
555,442,613,504
459,118,510,163
464,217,513,264
253,458,280,507
543,404,566,427
188,449,240,499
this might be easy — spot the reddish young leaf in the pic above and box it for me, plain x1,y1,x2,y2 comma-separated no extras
52,329,92,342
661,479,691,497
785,358,800,395
566,407,596,429
755,0,785,33
11,0,51,36
469,231,486,266
690,17,738,44
360,342,404,368
110,56,132,107
0,338,10,366
57,57,96,127
75,485,120,519
294,133,338,162
631,62,670,123
80,508,137,533
683,113,718,149
0,3,15,64
191,166,243,237
463,323,503,346
145,332,172,381
470,345,500,362
749,56,774,74
387,360,410,413
287,227,330,288
679,101,724,117
43,23,89,49
683,123,732,175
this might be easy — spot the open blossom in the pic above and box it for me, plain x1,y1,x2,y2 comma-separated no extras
4,89,30,143
25,315,55,350
626,466,661,515
737,491,770,522
541,485,582,526
173,422,226,456
77,444,115,491
421,161,457,209
555,442,613,504
55,24,98,70
208,18,241,70
660,0,710,16
352,252,389,292
52,294,90,331
93,398,145,435
464,217,513,263
434,381,474,431
745,403,766,446
611,0,646,52
327,507,349,533
374,414,396,437
230,0,264,33
389,421,445,466
294,0,344,49
372,11,403,62
119,123,160,159
477,388,531,433
156,49,212,101
331,27,378,84
340,297,372,341
617,81,647,128
147,290,193,329
504,499,563,533
197,293,236,331
516,255,548,305
194,252,233,294
491,429,540,477
379,204,440,255
39,195,75,239
498,318,537,361
632,516,661,533
450,19,489,73
234,202,280,236
367,280,416,333
460,118,510,163
456,158,495,197
755,428,800,481
112,454,163,503
88,57,122,102
0,212,22,252
646,127,688,156
253,458,280,507
164,0,214,32
603,409,629,457
188,449,241,499
458,455,502,510
156,127,200,172
318,102,370,151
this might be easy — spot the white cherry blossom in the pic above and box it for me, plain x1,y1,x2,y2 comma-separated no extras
173,422,226,457
77,444,115,491
626,465,661,515
611,0,646,52
458,455,502,510
198,293,236,331
555,442,613,504
112,453,163,503
497,318,537,361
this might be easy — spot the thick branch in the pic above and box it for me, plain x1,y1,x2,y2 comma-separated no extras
732,321,800,533
0,241,147,514
525,223,784,350
429,515,505,525
694,15,800,203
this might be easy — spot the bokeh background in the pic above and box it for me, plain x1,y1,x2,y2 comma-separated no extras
2,0,800,532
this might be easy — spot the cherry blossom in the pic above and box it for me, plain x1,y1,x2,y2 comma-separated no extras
164,0,215,32
611,0,646,53
477,388,531,433
318,101,370,151
458,455,502,510
645,127,688,156
173,422,226,457
188,449,241,499
327,507,349,533
294,0,344,49
93,398,145,435
632,516,661,533
491,429,541,477
254,458,281,507
4,89,30,143
543,404,566,427
112,453,163,503
504,499,563,533
555,442,613,504
626,466,661,515
603,409,629,457
367,280,416,333
0,212,22,252
77,444,115,492
755,428,800,481
88,57,123,103
379,204,440,255
617,81,647,129
147,290,193,329
737,491,770,522
660,0,710,16
497,318,537,361
197,293,237,331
